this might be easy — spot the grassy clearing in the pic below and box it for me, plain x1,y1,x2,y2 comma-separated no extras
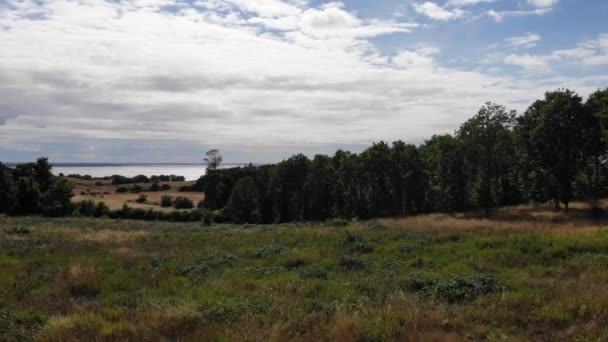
68,177,204,211
2,203,608,341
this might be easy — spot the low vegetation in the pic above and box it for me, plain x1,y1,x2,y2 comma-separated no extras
2,204,608,341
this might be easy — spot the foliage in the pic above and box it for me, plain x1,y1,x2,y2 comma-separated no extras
174,196,194,209
161,195,174,208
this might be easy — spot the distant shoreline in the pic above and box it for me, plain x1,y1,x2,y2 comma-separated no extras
5,162,260,167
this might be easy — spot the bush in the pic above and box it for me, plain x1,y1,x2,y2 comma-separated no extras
150,182,161,192
160,184,171,191
95,181,103,186
136,194,147,204
129,185,143,194
161,195,173,208
74,200,109,217
174,196,194,209
116,186,128,194
203,210,213,226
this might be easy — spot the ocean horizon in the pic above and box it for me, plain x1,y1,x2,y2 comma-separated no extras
8,163,257,181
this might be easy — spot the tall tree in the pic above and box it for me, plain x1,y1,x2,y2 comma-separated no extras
202,149,223,210
390,141,425,215
584,88,608,197
457,102,517,208
0,163,15,213
516,89,594,211
420,134,467,212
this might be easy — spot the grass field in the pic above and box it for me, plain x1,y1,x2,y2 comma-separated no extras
68,178,204,211
2,203,608,341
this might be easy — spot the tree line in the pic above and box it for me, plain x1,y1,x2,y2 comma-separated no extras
188,88,608,223
1,88,607,223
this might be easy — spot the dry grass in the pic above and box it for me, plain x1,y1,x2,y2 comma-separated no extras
4,202,608,341
68,177,204,211
387,200,607,234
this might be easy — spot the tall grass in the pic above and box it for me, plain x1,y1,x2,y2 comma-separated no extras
2,202,608,340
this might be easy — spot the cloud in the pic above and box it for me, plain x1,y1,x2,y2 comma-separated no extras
0,0,605,162
504,54,552,72
503,33,608,72
487,8,552,22
505,33,542,49
413,2,467,21
527,0,558,9
445,0,496,7
392,47,440,69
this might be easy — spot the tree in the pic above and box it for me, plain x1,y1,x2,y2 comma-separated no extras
390,141,425,215
13,177,41,214
202,149,223,210
205,149,223,172
457,102,518,208
303,155,336,221
420,135,467,212
0,163,16,213
270,154,309,222
41,178,75,216
584,88,608,197
359,142,392,217
516,89,595,211
225,176,260,223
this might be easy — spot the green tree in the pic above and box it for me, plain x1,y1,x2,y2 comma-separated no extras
420,135,467,212
202,149,223,210
0,163,16,213
457,102,518,208
270,154,309,222
516,89,594,211
584,88,608,197
390,141,425,215
13,177,41,214
41,178,75,216
225,176,260,223
303,155,336,221
205,149,223,172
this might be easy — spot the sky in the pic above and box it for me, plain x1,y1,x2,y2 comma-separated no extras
0,0,607,163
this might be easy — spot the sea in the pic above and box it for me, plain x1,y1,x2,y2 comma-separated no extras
49,163,248,181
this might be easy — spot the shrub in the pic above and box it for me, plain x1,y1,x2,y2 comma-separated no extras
161,195,173,208
116,186,128,194
338,256,367,271
129,185,143,194
202,210,213,226
95,181,103,186
174,196,194,209
150,182,160,192
160,184,171,191
136,194,147,204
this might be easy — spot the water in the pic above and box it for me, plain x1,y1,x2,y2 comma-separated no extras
52,164,245,181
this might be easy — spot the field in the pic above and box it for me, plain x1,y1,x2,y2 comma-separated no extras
68,177,204,211
2,203,608,341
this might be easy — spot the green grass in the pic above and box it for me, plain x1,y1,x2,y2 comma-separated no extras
2,211,608,341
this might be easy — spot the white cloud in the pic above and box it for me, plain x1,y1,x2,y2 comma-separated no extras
504,54,552,72
505,33,542,49
0,0,605,162
413,2,467,21
487,8,552,22
392,47,440,69
445,0,496,7
527,0,558,9
503,33,608,72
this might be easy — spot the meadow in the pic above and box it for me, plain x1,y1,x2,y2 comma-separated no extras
2,203,608,341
